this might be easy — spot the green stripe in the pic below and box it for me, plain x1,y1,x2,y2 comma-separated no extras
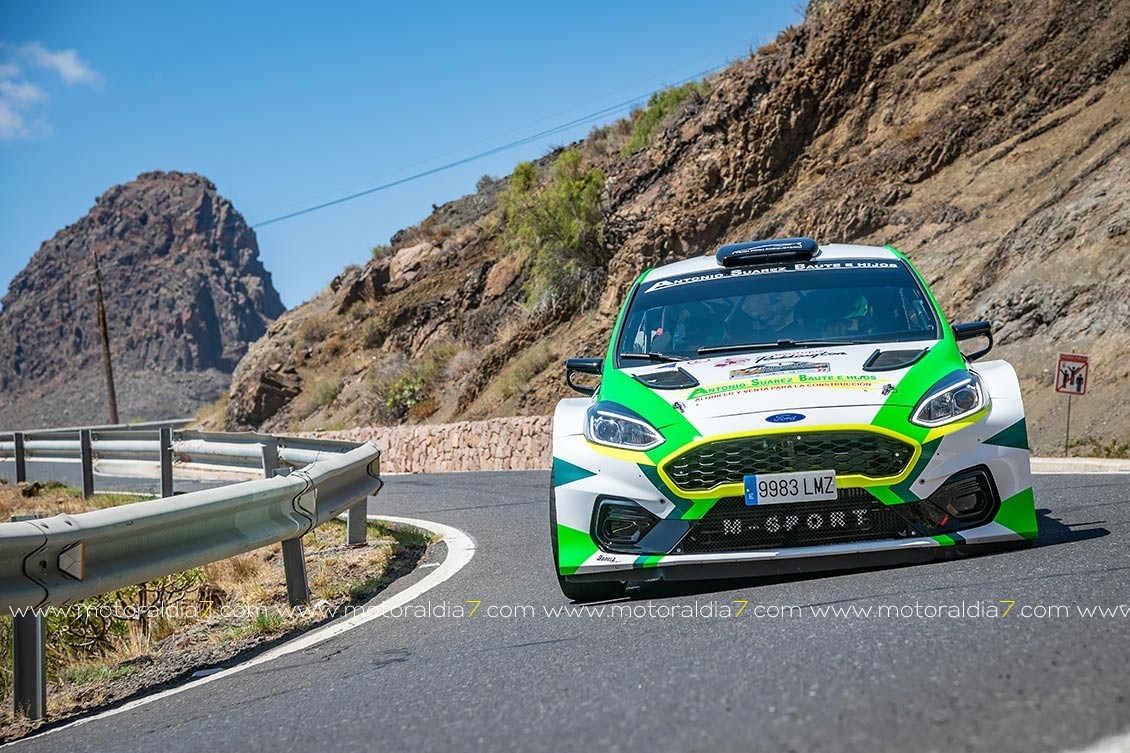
552,457,596,486
985,418,1029,450
994,486,1038,539
556,524,598,575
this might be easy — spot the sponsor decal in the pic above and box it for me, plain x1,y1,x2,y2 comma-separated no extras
686,373,885,401
713,357,750,368
643,261,899,293
730,361,829,379
765,413,805,423
753,350,846,363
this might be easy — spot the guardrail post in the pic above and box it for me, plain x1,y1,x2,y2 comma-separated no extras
79,429,94,498
261,440,280,478
13,432,27,483
347,500,368,546
159,427,174,498
263,441,309,606
281,538,309,607
11,515,46,720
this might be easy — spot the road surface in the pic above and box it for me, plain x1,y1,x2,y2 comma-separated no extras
8,471,1129,752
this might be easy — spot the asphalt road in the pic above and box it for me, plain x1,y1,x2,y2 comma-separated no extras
0,459,235,495
9,471,1130,752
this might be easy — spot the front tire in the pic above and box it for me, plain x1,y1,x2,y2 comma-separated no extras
550,473,625,602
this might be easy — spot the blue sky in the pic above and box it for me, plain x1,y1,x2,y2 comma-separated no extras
0,1,801,308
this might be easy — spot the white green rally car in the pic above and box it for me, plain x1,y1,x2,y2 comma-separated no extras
551,238,1036,601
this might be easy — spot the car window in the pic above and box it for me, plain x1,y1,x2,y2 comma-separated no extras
618,260,940,360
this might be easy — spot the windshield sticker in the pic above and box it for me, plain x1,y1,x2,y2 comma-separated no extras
753,350,846,363
643,261,899,293
729,361,830,379
687,373,885,401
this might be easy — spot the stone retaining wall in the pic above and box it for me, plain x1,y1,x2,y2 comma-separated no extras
302,415,553,474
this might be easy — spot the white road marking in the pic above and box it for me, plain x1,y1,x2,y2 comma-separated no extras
2,513,475,749
1062,730,1130,753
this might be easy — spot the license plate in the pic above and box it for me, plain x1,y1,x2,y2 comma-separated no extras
744,470,837,506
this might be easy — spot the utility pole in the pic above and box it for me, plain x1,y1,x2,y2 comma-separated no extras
91,249,120,424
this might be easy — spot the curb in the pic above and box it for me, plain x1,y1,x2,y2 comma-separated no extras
1031,457,1130,474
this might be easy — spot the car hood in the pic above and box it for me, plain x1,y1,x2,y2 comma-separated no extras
621,341,940,423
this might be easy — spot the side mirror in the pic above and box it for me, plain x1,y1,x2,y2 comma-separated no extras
565,358,603,396
952,321,993,361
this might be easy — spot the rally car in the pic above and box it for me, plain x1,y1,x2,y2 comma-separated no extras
551,238,1036,601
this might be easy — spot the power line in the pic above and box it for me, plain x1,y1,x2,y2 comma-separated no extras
251,62,729,229
259,36,759,214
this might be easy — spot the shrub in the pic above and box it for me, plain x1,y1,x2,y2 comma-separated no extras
620,81,711,157
0,567,208,694
347,301,369,322
296,316,334,348
385,375,425,416
371,244,393,260
360,318,384,349
499,149,607,311
583,118,636,159
310,376,343,408
407,398,438,421
415,340,458,383
1070,436,1130,458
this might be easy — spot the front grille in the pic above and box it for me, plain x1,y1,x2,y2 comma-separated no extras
678,489,916,554
664,431,914,492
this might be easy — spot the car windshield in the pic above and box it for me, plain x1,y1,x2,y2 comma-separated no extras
617,259,940,362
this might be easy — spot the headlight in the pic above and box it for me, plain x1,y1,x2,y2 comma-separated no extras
584,402,664,450
911,371,988,427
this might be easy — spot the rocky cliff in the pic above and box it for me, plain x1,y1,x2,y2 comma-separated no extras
0,171,285,428
224,0,1129,455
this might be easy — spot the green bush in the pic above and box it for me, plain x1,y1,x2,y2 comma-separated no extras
385,375,425,416
620,81,711,157
499,149,606,311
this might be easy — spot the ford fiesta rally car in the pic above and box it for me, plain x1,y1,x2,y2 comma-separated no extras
551,238,1036,601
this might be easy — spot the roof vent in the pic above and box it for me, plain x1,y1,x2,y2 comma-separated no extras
716,237,818,267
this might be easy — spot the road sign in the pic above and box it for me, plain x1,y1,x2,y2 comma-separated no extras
1055,353,1089,395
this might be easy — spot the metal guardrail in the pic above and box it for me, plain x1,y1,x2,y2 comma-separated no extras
0,423,384,720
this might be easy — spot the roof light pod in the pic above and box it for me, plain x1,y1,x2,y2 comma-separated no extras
716,237,819,267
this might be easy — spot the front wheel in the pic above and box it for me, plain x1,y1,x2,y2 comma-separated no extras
550,474,625,602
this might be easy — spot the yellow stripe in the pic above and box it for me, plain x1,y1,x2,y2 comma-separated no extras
586,442,656,466
921,404,991,444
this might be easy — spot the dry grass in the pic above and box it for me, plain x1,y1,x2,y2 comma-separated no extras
192,390,229,431
0,481,144,520
499,343,556,399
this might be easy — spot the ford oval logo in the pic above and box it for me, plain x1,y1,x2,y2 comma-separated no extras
766,413,805,424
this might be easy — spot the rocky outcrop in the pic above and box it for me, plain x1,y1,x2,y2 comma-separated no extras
224,0,1130,454
0,171,284,428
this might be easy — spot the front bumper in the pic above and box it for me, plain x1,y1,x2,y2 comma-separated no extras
552,405,1037,582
